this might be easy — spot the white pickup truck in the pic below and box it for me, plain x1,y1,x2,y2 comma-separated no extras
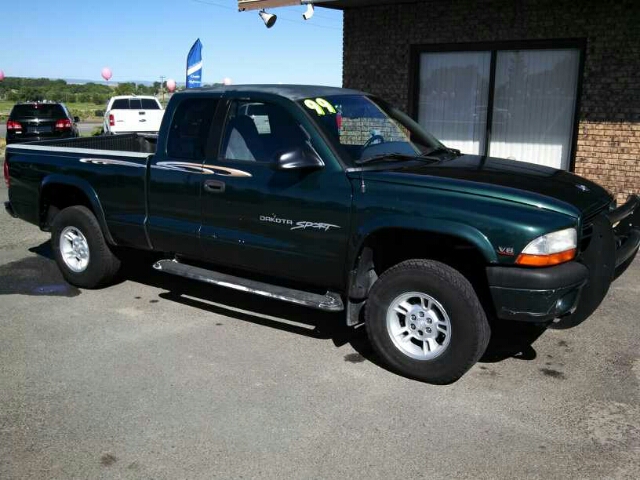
103,95,164,135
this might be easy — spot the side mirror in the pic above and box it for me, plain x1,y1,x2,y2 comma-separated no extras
274,147,324,171
74,117,80,123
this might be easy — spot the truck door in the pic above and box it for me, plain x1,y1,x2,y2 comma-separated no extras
147,97,220,257
199,97,353,289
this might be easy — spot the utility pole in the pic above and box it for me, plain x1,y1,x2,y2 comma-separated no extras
160,76,166,107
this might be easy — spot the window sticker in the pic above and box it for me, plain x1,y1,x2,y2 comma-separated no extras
304,98,337,116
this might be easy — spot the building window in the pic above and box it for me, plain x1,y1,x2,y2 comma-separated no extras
417,45,581,170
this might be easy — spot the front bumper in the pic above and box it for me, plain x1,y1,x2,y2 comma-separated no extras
488,195,640,324
487,262,588,322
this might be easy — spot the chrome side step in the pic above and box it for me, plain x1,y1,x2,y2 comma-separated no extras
153,259,344,312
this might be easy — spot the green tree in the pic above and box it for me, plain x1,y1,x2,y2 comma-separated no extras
115,82,136,96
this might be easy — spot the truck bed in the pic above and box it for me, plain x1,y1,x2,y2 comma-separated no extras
22,133,157,154
5,134,155,249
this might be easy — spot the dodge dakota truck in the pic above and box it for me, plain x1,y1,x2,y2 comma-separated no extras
4,85,639,384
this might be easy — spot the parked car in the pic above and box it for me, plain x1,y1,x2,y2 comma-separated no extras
103,95,164,135
5,102,79,145
4,85,639,384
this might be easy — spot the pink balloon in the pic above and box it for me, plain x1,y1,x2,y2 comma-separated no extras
101,67,112,81
0,70,5,81
166,79,177,92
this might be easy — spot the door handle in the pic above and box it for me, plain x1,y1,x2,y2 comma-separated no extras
204,179,226,193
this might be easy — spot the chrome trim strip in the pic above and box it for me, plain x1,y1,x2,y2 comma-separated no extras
152,161,252,177
5,143,150,159
79,158,146,167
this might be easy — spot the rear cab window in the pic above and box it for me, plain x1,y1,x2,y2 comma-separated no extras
141,98,161,110
10,104,66,119
110,98,161,111
111,99,129,110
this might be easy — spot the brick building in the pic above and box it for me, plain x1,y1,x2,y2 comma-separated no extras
324,0,639,203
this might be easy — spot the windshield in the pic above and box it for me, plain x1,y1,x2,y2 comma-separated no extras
298,95,444,166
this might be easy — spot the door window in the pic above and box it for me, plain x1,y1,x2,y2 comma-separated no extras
220,101,308,163
166,98,218,160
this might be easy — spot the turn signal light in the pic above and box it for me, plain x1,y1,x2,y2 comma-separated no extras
109,114,115,127
516,248,577,267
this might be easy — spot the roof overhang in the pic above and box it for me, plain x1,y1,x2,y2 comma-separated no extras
319,0,420,9
237,0,407,11
238,0,303,11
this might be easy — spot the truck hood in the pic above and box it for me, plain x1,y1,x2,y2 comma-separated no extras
356,155,613,218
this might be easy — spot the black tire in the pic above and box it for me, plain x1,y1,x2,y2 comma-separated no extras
365,259,490,384
51,205,121,288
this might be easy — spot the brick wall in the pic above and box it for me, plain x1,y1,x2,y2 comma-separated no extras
340,117,408,144
342,0,640,203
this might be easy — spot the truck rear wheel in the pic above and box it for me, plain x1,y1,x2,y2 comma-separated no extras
365,259,490,384
51,206,121,288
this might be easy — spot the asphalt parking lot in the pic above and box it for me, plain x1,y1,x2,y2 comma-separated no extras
1,178,639,479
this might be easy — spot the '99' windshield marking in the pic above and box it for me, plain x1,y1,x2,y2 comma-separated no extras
304,98,337,116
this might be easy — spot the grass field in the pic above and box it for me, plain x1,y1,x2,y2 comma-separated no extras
0,100,103,122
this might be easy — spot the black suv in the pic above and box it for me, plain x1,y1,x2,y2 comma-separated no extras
5,102,79,144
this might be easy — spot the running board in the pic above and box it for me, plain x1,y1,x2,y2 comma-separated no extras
153,259,344,312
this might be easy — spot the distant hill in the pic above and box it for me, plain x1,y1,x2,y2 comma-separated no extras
64,78,164,87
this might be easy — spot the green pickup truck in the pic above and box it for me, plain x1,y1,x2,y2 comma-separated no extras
4,85,639,383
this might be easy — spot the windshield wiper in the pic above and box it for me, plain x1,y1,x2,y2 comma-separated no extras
356,153,415,165
356,152,440,166
425,146,461,157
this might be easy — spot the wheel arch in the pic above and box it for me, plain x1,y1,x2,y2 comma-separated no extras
345,223,498,324
349,221,497,283
39,175,116,245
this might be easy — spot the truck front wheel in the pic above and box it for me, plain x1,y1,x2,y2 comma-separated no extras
365,259,490,384
51,206,121,288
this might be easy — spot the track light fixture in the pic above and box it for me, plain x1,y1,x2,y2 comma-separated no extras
259,9,277,28
303,3,314,20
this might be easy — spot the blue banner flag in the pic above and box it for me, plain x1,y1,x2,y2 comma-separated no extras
186,39,203,89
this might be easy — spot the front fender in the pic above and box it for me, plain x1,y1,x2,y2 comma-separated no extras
40,174,117,245
349,215,498,268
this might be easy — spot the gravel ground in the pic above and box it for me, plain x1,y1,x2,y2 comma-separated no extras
1,179,639,479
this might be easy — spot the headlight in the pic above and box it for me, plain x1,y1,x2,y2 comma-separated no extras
516,228,577,267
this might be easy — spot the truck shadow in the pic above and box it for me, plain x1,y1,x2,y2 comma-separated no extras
118,253,547,366
22,241,546,369
0,243,80,297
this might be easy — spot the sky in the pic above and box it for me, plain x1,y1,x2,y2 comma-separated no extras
1,0,344,86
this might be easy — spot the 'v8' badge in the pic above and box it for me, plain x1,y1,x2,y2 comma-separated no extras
498,246,515,256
